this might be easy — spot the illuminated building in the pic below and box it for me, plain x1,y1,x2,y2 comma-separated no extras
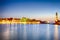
55,12,58,23
55,12,60,24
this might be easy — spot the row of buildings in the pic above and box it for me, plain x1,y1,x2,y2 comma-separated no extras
0,12,60,24
0,17,48,24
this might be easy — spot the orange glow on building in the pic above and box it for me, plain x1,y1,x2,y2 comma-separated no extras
55,12,58,23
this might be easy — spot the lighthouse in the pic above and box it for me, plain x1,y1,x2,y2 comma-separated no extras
55,12,58,23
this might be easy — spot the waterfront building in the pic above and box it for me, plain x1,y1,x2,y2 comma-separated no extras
55,12,60,24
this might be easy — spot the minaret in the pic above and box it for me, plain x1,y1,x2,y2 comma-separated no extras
55,12,58,22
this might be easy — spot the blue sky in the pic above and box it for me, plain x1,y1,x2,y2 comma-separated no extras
0,0,60,20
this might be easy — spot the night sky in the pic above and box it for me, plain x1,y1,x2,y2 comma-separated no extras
0,0,60,20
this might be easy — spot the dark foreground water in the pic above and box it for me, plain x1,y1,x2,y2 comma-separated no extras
0,24,60,40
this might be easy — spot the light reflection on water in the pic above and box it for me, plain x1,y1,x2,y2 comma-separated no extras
0,24,60,40
54,25,58,40
47,24,50,40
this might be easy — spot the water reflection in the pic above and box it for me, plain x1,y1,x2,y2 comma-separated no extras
32,24,40,40
0,24,60,40
54,25,58,40
47,24,50,40
2,24,10,40
10,24,18,40
23,24,27,40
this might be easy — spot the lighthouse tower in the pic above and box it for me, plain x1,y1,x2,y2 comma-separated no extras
55,12,58,23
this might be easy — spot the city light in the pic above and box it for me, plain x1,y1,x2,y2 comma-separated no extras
0,12,60,25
